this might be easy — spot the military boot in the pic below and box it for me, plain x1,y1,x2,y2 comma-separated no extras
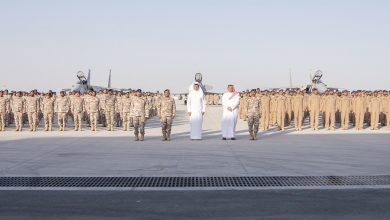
162,132,167,141
253,132,258,140
166,132,171,141
249,132,254,140
140,133,144,141
134,134,139,141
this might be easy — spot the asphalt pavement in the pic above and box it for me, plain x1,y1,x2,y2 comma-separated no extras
1,189,390,220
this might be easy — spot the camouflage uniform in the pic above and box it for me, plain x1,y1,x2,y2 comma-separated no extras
157,96,176,141
121,95,132,131
87,96,100,131
308,93,322,130
55,96,70,131
98,94,106,126
4,92,12,126
260,94,270,131
353,94,366,130
68,95,75,125
83,94,91,127
292,93,304,131
41,97,55,131
339,94,352,130
245,95,261,140
213,94,220,105
323,94,337,130
369,95,381,130
25,96,39,131
115,94,123,127
71,96,84,131
276,94,287,131
0,95,10,131
11,96,25,131
131,96,149,141
105,95,116,131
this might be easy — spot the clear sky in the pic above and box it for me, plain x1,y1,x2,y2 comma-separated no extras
1,0,389,93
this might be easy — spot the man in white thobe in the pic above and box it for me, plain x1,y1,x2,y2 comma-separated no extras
187,82,206,140
221,85,240,140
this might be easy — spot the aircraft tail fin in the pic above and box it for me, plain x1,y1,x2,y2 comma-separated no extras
87,69,91,87
108,69,111,89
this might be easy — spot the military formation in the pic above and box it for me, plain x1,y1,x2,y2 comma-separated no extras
240,88,390,140
0,89,177,142
2,88,390,141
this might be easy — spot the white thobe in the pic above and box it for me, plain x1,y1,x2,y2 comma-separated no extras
187,90,206,139
221,92,240,138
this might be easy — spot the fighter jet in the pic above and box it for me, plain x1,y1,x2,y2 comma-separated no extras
304,70,340,93
70,69,114,93
194,73,213,93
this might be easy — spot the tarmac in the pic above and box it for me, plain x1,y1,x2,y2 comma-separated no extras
0,104,389,178
1,104,390,219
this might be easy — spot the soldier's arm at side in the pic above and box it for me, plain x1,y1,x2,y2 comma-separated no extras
172,98,176,118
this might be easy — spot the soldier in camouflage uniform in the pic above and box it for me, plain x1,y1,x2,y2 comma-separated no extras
157,89,176,141
276,91,287,131
121,92,132,131
245,90,261,140
55,91,70,131
128,91,135,128
98,90,107,127
87,91,100,131
0,91,10,131
71,91,84,131
214,93,220,105
25,91,39,131
131,89,149,141
292,90,304,131
68,92,75,125
323,90,337,130
41,92,55,131
339,90,353,130
3,90,12,126
11,91,25,131
115,92,123,127
105,90,116,131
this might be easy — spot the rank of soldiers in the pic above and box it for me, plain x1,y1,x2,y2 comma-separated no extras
238,88,390,140
1,88,390,141
0,89,175,142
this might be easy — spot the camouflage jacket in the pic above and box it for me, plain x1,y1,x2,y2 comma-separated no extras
131,96,149,117
41,97,55,113
25,96,40,113
121,97,132,113
245,96,261,116
11,96,25,113
105,95,116,112
71,97,84,113
87,97,100,113
55,96,70,113
0,97,10,113
157,96,176,117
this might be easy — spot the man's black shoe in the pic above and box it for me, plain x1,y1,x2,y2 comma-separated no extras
222,138,227,140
